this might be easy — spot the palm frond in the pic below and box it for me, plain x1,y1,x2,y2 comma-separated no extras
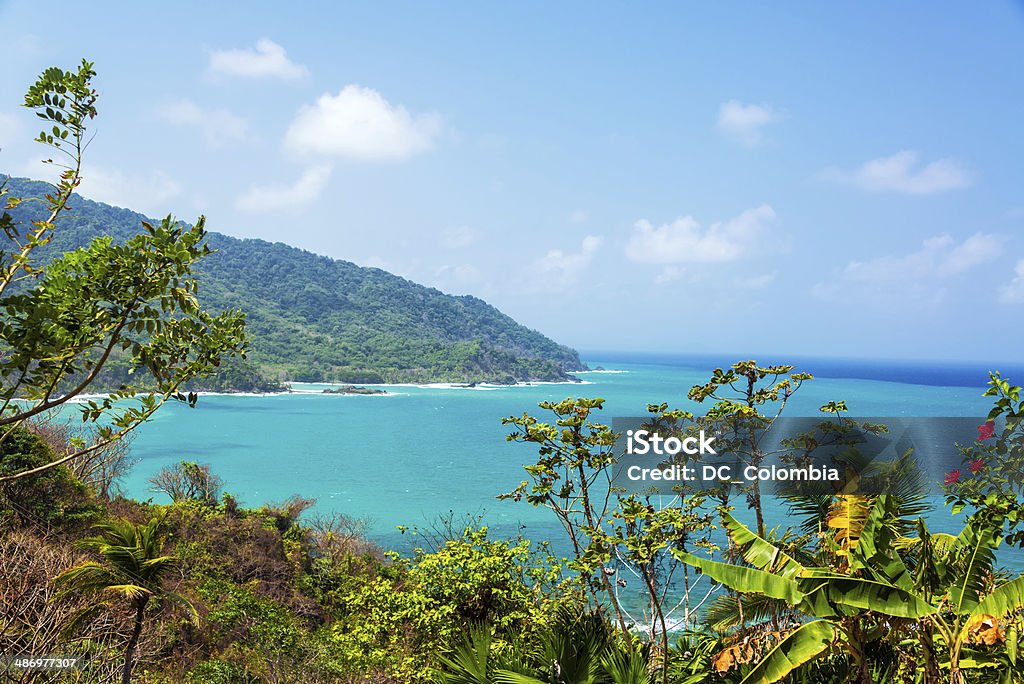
102,584,152,601
601,637,651,684
54,562,119,594
52,515,191,623
435,623,493,684
60,602,110,638
704,592,798,632
785,494,834,536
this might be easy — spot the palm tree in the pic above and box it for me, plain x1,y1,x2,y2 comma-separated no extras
54,516,197,684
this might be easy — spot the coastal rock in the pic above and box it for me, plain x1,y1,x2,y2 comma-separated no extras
321,385,386,395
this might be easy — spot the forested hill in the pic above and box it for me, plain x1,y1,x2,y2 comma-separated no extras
2,176,586,388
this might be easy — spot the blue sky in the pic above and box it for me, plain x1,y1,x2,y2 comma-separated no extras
1,2,1022,362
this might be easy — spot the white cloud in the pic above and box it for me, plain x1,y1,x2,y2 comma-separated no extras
533,235,603,285
441,226,479,249
10,157,53,183
841,233,1000,283
234,165,332,212
1000,260,1024,304
208,38,308,80
626,205,778,264
158,99,252,147
284,86,441,162
716,101,783,146
940,233,1003,275
815,233,1002,302
77,165,181,216
822,151,972,194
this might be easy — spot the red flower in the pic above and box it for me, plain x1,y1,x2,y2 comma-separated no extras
944,470,962,486
969,459,985,474
977,421,996,441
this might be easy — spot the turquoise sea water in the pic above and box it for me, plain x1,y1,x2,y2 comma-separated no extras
119,355,1023,571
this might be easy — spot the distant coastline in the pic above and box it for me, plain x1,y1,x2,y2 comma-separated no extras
60,375,597,402
66,351,1024,399
49,351,1024,400
581,351,1023,389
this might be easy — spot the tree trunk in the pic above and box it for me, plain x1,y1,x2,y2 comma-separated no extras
745,373,766,538
845,622,872,684
574,462,629,635
919,623,941,684
751,476,765,538
122,597,148,684
641,565,670,684
847,646,873,684
949,641,965,684
597,565,630,635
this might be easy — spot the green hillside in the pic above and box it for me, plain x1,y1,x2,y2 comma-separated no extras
2,176,585,389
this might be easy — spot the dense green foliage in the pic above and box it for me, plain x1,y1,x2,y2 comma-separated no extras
0,426,98,528
3,366,1024,683
0,177,585,388
0,63,248,486
946,371,1024,547
0,480,581,683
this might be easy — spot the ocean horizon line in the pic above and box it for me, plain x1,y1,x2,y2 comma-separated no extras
581,351,1024,389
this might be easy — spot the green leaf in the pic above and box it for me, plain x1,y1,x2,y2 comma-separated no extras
969,576,1024,624
948,522,997,615
493,672,546,684
739,620,835,684
435,624,493,684
673,551,804,603
722,512,805,579
802,575,936,619
851,494,913,590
